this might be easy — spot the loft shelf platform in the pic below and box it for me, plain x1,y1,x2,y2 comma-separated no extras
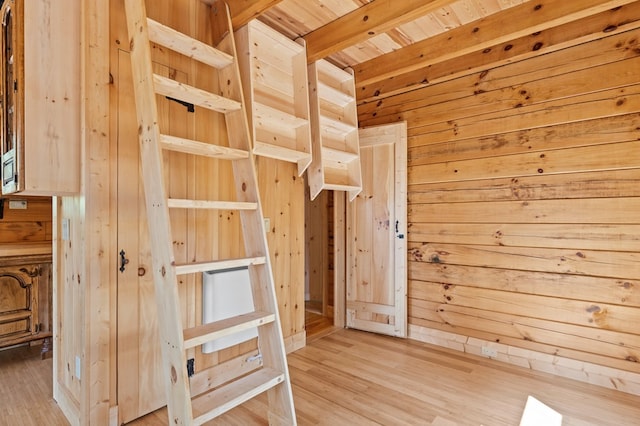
236,19,312,176
307,59,362,201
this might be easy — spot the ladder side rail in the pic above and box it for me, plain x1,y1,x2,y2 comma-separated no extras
123,1,193,424
211,2,297,424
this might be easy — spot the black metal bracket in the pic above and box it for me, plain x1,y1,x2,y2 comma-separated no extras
165,96,195,113
0,198,4,220
119,249,129,273
187,358,195,378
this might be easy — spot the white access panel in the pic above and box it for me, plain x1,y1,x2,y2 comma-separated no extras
202,267,258,353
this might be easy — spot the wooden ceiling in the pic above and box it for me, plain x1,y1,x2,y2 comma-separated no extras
222,0,640,104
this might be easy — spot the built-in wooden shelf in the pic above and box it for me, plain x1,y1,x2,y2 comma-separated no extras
235,19,312,176
307,59,362,201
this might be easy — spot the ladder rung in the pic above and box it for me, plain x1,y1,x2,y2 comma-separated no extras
160,134,249,160
153,74,241,113
167,199,257,210
175,257,266,275
183,311,275,350
147,18,234,69
192,368,285,425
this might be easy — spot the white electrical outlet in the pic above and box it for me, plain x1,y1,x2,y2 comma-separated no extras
75,356,81,379
481,346,498,358
8,200,27,209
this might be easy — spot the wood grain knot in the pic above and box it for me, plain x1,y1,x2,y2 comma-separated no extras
170,366,177,384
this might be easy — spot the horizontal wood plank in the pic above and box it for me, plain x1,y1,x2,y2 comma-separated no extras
408,262,640,308
365,55,640,129
408,281,640,335
409,197,640,225
226,0,285,29
409,317,640,375
147,18,233,69
357,4,640,104
303,0,455,63
408,222,640,252
409,114,640,165
409,86,640,141
434,303,640,361
153,74,241,113
0,223,49,243
408,242,640,280
352,0,639,87
409,141,640,184
0,198,52,223
361,29,640,115
408,169,640,204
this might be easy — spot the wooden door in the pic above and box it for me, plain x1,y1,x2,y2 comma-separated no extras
345,122,407,337
116,50,193,423
116,50,163,424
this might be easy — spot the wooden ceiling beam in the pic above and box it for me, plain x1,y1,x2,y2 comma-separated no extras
356,1,640,106
204,0,284,29
352,0,639,88
303,0,456,64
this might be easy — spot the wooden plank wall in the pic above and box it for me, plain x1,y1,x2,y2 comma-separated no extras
257,157,306,351
304,189,335,317
52,0,110,423
0,196,52,244
361,27,640,393
305,189,328,305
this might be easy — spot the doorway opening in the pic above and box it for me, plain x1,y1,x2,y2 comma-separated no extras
304,188,340,342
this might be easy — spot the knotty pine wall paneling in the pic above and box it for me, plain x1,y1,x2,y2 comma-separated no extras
369,27,640,395
0,196,52,244
53,0,109,424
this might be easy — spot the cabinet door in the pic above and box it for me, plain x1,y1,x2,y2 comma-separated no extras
0,0,80,195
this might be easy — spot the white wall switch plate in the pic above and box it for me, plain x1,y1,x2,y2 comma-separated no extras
62,218,71,241
75,355,81,379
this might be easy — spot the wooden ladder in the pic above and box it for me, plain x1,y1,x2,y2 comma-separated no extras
123,1,296,424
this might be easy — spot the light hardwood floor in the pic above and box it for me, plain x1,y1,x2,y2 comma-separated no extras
3,329,640,425
0,343,70,425
304,309,339,343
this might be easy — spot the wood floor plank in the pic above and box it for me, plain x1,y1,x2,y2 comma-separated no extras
2,329,640,425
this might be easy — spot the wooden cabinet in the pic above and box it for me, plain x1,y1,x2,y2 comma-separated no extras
235,19,312,176
0,0,80,195
0,251,52,351
307,60,362,201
